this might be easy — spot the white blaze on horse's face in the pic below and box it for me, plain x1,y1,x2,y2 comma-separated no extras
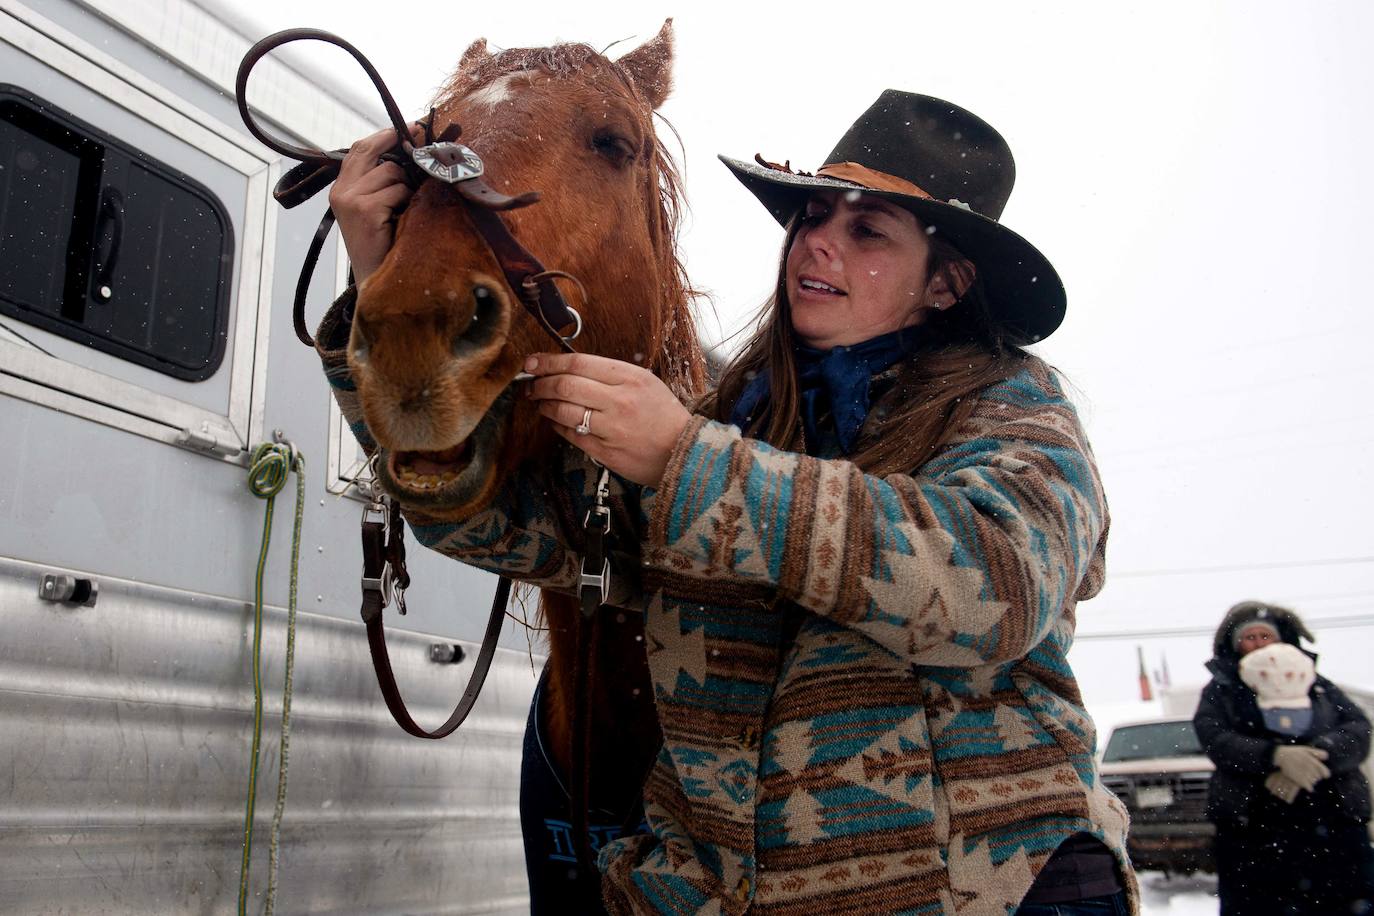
348,21,701,518
464,73,518,110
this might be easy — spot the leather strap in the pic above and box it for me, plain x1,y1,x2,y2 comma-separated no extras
464,201,579,350
568,601,601,884
292,208,336,347
360,501,509,739
578,466,614,619
569,463,614,875
236,29,410,169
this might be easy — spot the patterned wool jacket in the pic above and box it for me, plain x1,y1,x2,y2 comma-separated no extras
317,299,1136,915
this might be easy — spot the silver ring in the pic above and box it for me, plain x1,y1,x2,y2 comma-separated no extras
574,407,593,436
560,306,583,343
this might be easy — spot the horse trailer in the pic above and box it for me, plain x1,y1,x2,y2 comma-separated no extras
1,0,537,911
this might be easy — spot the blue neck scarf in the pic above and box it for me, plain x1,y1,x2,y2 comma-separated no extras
729,328,917,454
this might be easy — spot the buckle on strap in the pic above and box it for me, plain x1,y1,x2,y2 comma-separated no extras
578,463,613,614
579,555,611,606
361,496,393,613
583,464,612,531
361,565,395,610
362,501,388,531
583,503,611,535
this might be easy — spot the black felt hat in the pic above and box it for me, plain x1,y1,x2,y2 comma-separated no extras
720,90,1066,342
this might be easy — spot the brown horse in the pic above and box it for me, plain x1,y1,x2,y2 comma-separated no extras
344,18,705,872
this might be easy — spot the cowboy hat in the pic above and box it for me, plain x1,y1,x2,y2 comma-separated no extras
720,90,1066,341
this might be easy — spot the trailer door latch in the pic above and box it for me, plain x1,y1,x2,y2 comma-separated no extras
38,574,99,608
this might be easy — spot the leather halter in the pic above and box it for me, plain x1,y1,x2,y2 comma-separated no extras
236,30,622,880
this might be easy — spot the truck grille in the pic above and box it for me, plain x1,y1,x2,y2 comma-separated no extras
1100,773,1209,823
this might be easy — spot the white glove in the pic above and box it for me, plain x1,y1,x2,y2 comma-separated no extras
1264,770,1304,804
1272,744,1329,792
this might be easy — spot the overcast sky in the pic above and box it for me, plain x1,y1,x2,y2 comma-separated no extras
230,0,1374,703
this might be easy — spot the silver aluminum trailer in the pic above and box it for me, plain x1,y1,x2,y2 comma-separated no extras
0,1,535,911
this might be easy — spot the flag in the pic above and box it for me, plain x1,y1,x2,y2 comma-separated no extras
1137,646,1154,701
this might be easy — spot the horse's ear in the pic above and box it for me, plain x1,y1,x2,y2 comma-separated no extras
460,38,492,73
617,19,673,109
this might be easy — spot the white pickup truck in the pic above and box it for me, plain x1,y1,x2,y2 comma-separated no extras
1098,716,1216,874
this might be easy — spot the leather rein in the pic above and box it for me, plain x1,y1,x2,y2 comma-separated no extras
235,29,621,881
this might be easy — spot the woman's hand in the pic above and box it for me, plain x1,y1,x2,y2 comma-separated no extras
1263,770,1304,804
329,124,422,284
524,352,692,488
1272,744,1330,792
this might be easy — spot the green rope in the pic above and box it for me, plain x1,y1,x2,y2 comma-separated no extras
239,441,305,916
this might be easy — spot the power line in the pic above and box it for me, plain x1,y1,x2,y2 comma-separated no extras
1076,613,1374,642
1111,556,1374,579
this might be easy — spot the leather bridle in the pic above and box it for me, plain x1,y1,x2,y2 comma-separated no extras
235,28,584,354
236,29,623,882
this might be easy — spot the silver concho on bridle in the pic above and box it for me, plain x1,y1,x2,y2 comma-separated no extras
410,142,484,184
406,137,584,350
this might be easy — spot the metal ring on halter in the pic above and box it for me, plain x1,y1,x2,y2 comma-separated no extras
575,407,593,436
560,306,583,343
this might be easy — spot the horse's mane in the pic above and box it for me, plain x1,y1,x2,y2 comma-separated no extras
434,44,706,400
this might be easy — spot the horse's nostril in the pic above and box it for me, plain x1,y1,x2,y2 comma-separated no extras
453,283,502,356
399,387,431,413
350,318,372,364
473,285,493,323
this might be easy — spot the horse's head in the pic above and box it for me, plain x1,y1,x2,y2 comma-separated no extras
349,21,703,518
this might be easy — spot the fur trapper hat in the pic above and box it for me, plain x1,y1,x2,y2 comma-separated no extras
1212,600,1315,659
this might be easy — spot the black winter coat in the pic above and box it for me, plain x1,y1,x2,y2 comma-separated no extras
1193,654,1371,825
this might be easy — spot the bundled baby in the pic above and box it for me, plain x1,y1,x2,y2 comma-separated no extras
1240,641,1317,735
1238,641,1327,803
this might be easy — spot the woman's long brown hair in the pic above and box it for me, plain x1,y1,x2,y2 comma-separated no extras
698,216,1032,477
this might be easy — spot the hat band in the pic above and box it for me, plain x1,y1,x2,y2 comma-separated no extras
815,161,933,199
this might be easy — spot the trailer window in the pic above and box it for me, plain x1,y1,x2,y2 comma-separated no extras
0,85,233,381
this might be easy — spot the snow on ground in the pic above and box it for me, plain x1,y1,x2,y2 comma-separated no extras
1137,870,1219,915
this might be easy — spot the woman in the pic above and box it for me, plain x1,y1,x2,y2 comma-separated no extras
328,91,1135,914
1194,601,1373,915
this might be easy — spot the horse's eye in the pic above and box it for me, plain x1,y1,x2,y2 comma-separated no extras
591,130,636,167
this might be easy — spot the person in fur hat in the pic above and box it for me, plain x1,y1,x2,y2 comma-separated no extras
1193,601,1373,915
